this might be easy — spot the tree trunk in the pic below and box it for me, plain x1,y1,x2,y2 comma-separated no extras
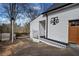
10,19,14,43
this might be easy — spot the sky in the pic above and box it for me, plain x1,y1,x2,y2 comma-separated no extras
0,3,53,26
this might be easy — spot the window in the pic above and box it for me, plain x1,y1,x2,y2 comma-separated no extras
69,20,79,26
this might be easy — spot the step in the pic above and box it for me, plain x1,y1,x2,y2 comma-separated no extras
40,38,67,48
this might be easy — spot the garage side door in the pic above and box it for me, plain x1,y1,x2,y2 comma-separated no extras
69,20,79,44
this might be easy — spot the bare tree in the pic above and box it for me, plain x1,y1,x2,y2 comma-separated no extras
1,3,50,43
18,3,40,20
1,3,17,43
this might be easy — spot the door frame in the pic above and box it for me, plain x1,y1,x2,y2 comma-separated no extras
39,20,45,38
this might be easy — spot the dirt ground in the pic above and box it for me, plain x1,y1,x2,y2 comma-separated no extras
0,35,79,56
0,35,30,56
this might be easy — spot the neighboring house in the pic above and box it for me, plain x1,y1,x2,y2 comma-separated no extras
30,3,79,48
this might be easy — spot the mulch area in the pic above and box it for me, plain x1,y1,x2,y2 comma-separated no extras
0,37,31,56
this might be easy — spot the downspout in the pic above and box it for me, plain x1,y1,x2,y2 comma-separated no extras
45,14,48,39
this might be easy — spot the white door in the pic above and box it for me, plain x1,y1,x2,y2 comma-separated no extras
39,20,45,38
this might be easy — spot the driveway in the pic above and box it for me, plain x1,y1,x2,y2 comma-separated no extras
13,38,79,56
1,35,79,56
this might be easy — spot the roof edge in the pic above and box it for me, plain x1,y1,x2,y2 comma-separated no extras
42,3,73,14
